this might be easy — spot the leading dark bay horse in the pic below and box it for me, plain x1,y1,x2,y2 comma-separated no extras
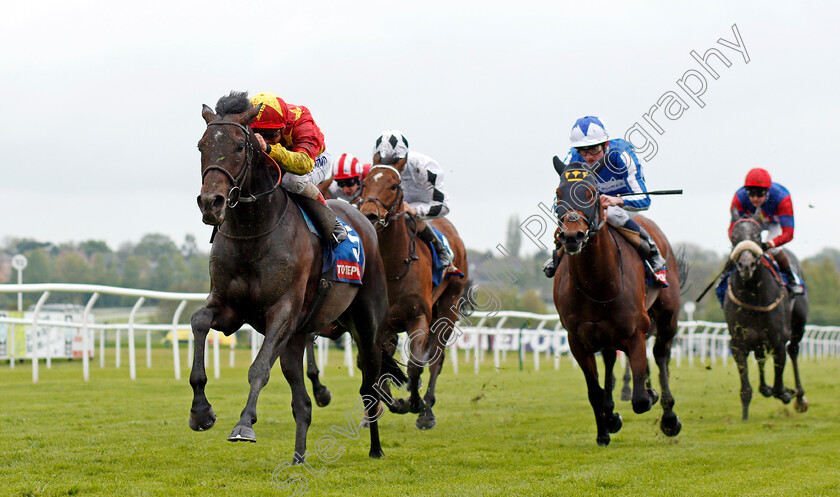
358,164,472,430
190,92,399,461
552,159,683,446
725,217,809,420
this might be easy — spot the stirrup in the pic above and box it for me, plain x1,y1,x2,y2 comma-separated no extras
331,221,347,245
542,257,557,278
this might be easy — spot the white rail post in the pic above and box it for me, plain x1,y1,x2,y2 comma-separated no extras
100,328,105,369
171,300,187,381
128,297,144,380
250,328,258,363
31,291,50,384
344,332,354,377
213,329,220,379
82,292,99,382
146,328,152,369
46,324,52,369
9,313,14,369
115,328,121,369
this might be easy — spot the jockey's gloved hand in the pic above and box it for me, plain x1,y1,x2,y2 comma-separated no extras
760,241,770,252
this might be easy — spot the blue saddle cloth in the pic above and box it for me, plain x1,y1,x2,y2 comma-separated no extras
297,206,364,285
426,226,464,287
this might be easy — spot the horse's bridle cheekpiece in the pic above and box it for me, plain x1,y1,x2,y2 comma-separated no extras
360,165,404,228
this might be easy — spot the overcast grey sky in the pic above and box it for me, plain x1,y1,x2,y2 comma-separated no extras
2,1,838,258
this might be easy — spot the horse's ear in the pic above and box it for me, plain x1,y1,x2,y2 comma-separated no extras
202,104,217,124
237,104,262,126
553,156,567,176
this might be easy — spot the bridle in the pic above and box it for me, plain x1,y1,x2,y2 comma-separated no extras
556,183,606,250
201,121,280,209
359,165,404,229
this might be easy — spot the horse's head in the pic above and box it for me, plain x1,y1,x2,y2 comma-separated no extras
553,157,604,255
196,93,262,226
729,218,764,281
359,165,403,229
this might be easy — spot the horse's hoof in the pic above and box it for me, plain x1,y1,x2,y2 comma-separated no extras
647,389,660,406
608,412,623,434
314,388,332,408
189,406,216,432
759,385,773,398
776,390,793,404
795,396,809,413
596,435,611,447
369,447,385,459
632,397,653,414
408,398,426,414
227,425,257,443
620,387,632,402
660,412,682,437
416,414,437,430
388,399,409,415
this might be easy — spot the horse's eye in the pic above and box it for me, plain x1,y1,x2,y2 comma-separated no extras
236,143,245,152
390,184,398,191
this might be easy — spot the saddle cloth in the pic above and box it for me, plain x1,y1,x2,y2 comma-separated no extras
297,205,365,285
427,226,464,287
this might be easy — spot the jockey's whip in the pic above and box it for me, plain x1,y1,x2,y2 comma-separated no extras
695,260,733,303
617,190,684,197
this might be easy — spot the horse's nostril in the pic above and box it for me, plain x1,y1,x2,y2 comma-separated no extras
575,231,585,240
211,195,225,210
365,213,378,223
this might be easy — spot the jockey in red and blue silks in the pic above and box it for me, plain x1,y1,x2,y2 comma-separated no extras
728,167,802,294
543,116,668,287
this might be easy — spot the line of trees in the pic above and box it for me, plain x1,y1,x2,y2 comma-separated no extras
3,231,839,326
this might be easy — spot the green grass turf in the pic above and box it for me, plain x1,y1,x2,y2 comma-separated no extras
1,348,839,497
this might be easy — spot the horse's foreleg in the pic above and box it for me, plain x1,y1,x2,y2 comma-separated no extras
731,347,752,420
755,348,773,398
418,314,454,430
305,334,332,408
347,317,384,458
601,349,623,434
229,308,290,444
404,315,430,414
570,341,609,446
280,333,313,463
652,330,681,437
627,332,653,414
620,361,632,401
787,339,808,412
189,306,217,432
771,342,793,404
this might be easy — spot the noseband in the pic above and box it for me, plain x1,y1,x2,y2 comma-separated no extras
201,121,279,209
557,189,606,249
360,165,404,228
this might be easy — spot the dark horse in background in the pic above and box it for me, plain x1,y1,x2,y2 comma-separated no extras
725,218,809,420
359,164,472,430
190,92,400,460
552,158,683,446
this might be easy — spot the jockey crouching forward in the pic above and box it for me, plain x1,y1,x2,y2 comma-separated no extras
543,116,669,287
372,129,454,268
329,153,371,205
249,91,346,244
729,167,803,295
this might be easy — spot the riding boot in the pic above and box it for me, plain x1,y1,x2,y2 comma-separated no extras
418,224,452,267
542,247,564,278
637,226,669,288
772,249,804,295
294,185,347,245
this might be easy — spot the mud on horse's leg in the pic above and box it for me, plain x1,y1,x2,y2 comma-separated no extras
771,343,793,404
189,307,217,432
755,349,773,398
732,347,752,421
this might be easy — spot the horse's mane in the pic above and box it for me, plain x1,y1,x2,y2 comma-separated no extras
215,91,251,117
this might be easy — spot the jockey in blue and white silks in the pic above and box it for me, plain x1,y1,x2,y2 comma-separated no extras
544,116,668,286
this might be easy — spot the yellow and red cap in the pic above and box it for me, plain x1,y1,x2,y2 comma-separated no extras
249,92,288,130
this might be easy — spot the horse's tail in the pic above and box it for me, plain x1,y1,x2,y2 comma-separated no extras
458,279,478,317
675,247,691,296
380,346,407,387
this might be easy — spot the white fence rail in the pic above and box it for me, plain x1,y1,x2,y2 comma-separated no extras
1,284,838,383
